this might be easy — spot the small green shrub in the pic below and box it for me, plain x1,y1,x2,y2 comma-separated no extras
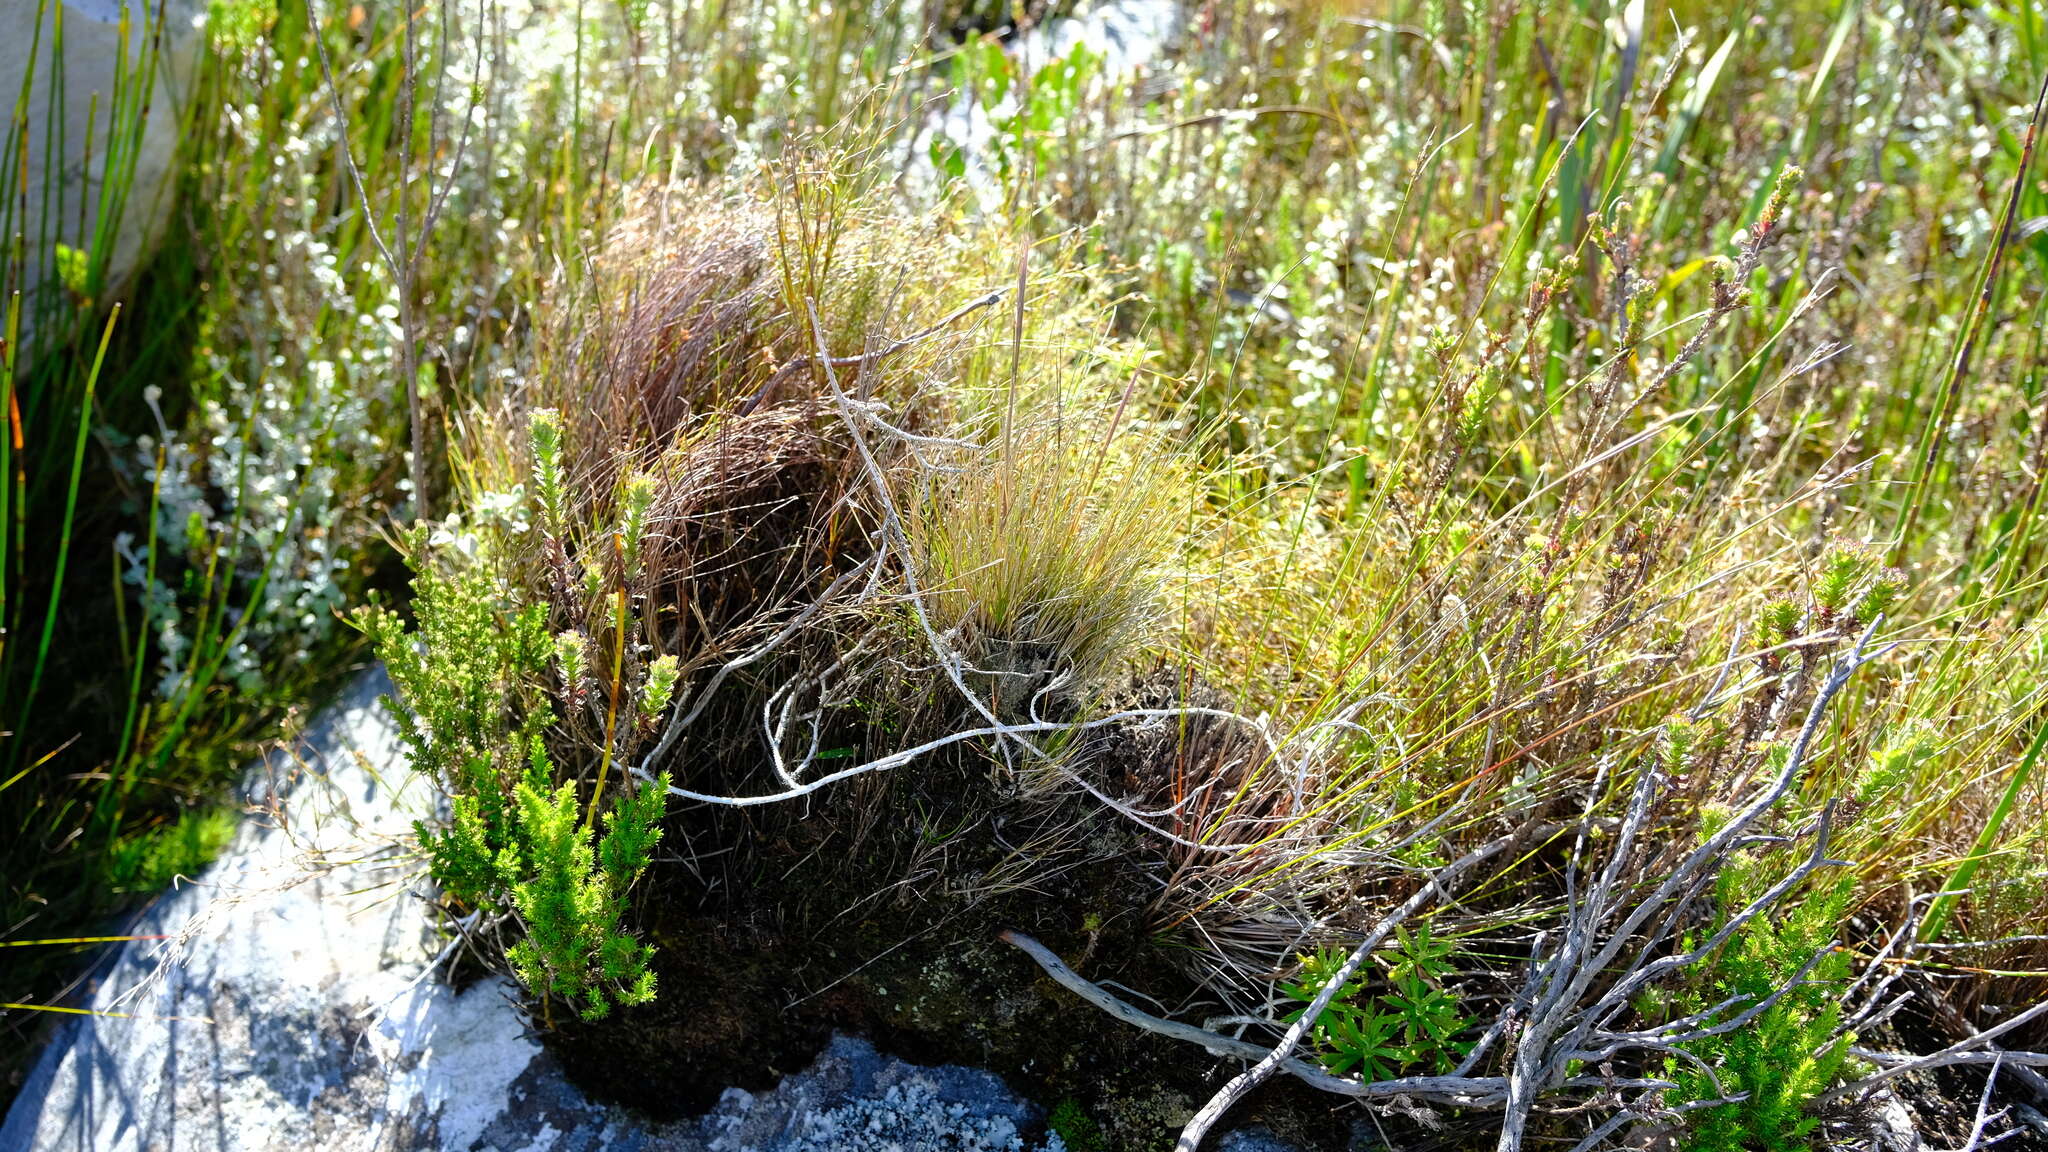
500,756,663,1019
356,407,676,1022
1282,924,1474,1079
1667,875,1855,1152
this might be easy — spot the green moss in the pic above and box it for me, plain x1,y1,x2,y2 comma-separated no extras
98,806,236,899
1046,1099,1105,1152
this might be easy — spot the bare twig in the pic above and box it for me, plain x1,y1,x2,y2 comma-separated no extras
306,0,486,520
1175,826,1531,1149
998,929,1676,1109
1839,1012,2048,1092
1484,621,1889,1152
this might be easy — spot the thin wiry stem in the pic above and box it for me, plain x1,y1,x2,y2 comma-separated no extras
998,929,1677,1108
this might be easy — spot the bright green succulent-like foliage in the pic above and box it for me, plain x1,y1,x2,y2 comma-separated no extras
357,482,672,1020
1666,876,1856,1152
1282,925,1476,1081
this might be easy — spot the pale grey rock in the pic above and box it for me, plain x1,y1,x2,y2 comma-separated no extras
1013,0,1181,76
1,667,1300,1151
0,667,509,1152
1,0,207,368
910,0,1183,208
687,1033,1062,1152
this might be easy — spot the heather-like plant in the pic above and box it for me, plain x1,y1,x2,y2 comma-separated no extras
1666,876,1856,1152
500,755,663,1019
356,407,678,1021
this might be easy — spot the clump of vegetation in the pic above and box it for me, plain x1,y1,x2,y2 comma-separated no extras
356,175,1189,1026
912,418,1183,719
1663,876,1856,1152
356,496,671,1019
1282,926,1474,1080
6,0,2048,1149
97,807,238,899
1046,1097,1107,1152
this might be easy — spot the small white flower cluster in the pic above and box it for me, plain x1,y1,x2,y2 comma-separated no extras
110,0,604,710
1282,206,1353,416
120,224,395,701
428,485,529,562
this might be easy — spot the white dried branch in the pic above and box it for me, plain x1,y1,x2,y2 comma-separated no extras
998,928,1677,1110
1844,1035,2048,1077
635,551,883,777
1174,827,1531,1150
1483,621,1889,1152
642,705,1264,810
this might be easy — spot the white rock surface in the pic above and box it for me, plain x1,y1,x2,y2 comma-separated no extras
1013,0,1181,76
912,0,1183,208
1,668,1299,1151
2,0,207,367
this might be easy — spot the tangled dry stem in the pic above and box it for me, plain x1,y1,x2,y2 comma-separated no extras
573,269,2046,1149
998,621,2045,1149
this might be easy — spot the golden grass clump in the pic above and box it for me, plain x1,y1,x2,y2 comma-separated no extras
911,418,1185,716
442,164,1210,802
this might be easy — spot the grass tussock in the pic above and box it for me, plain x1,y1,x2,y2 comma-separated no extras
912,418,1185,708
366,164,1202,1033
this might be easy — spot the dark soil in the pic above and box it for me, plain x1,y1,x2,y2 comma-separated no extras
543,689,1359,1152
534,666,2048,1152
